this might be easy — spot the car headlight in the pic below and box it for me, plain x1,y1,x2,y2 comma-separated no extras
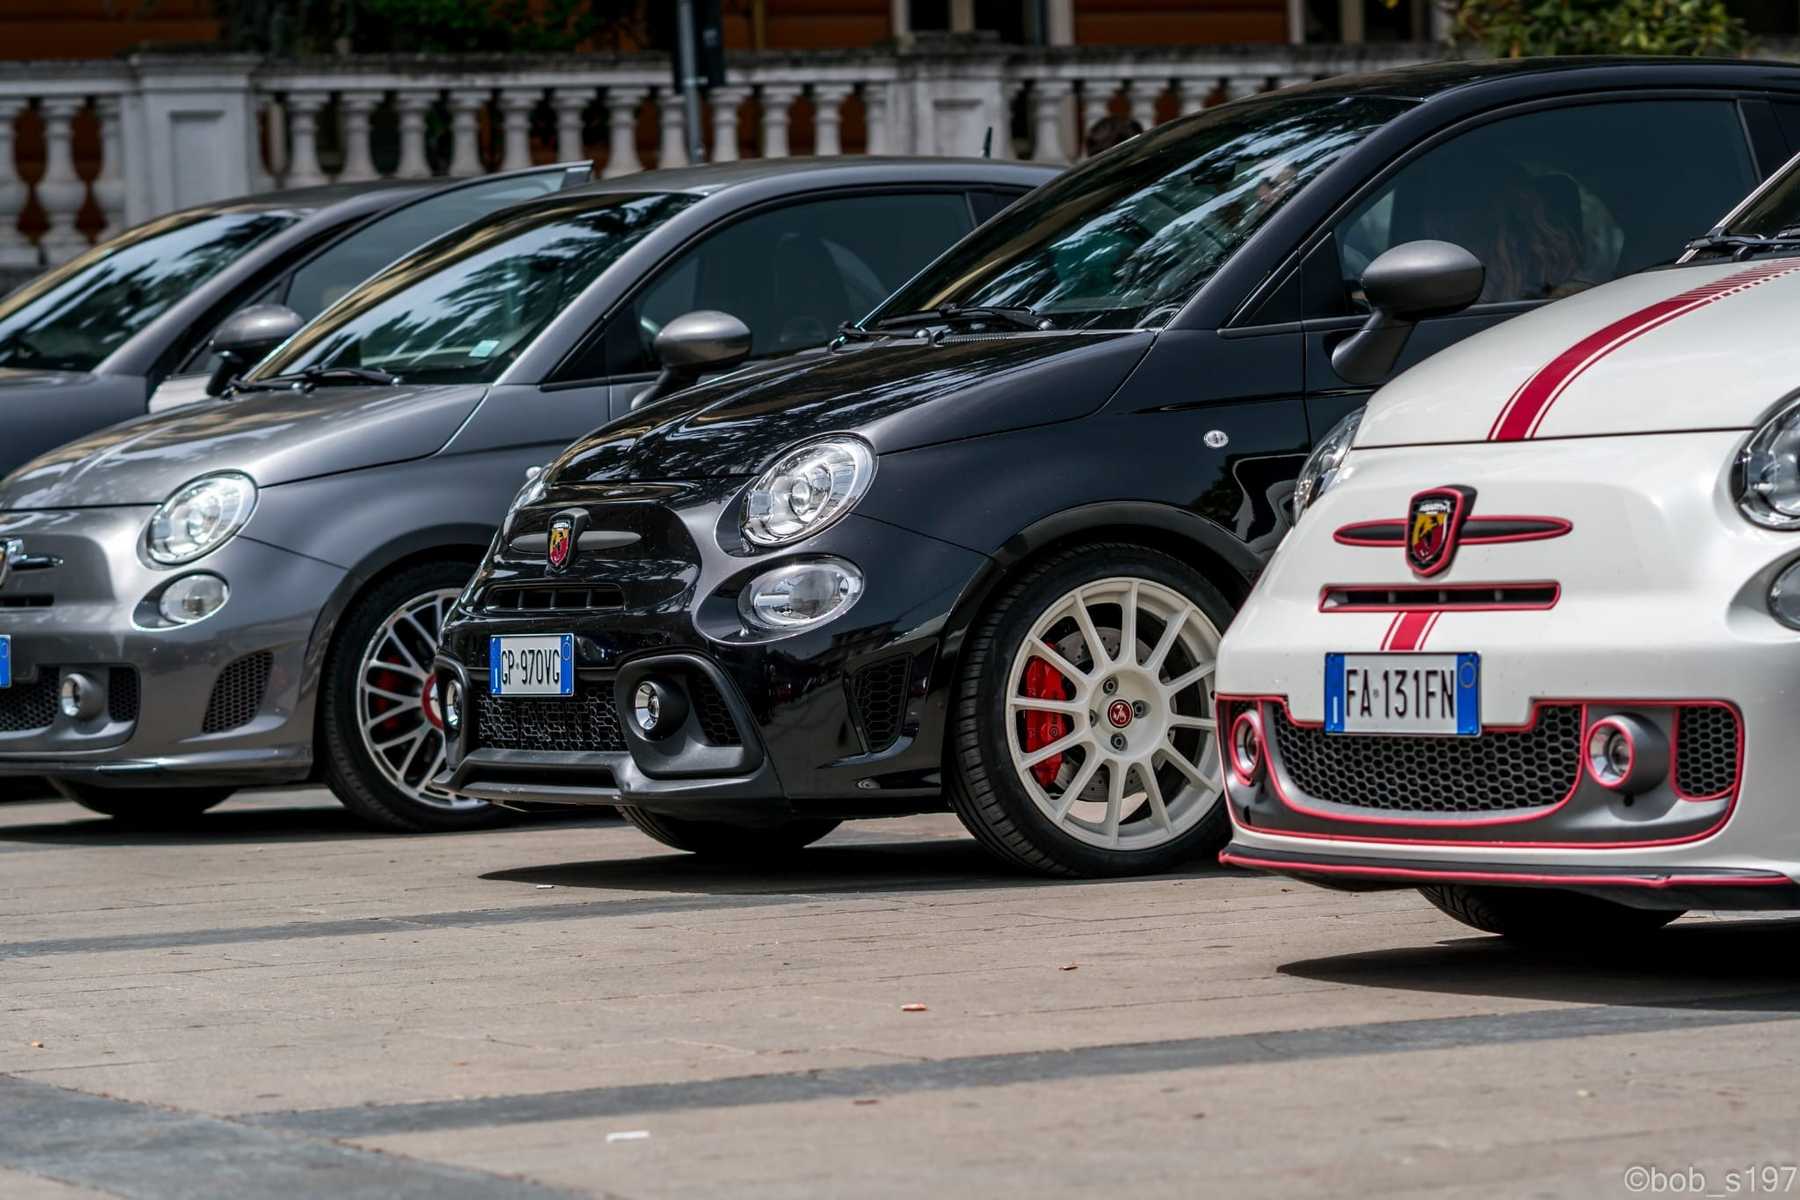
1739,396,1800,529
740,559,864,632
147,472,257,565
1291,408,1363,523
743,436,875,547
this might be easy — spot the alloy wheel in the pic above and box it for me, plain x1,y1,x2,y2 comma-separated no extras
353,587,481,810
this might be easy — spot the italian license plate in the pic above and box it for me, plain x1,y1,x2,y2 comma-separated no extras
0,636,9,688
1325,652,1479,736
488,634,573,698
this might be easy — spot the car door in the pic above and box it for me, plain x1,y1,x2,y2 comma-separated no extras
1298,97,1760,435
149,164,589,412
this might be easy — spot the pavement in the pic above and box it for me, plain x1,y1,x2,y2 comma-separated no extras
3,788,1800,1199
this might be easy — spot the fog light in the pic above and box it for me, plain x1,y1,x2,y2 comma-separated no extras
1584,714,1668,794
740,559,863,632
59,672,105,721
631,679,687,739
157,573,229,625
1770,559,1800,630
1228,709,1265,786
441,678,463,731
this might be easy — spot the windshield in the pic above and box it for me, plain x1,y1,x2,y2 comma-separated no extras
0,208,300,373
1723,161,1800,239
250,192,697,386
870,94,1413,331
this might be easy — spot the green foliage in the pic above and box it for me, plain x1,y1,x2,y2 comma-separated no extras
1453,0,1749,58
216,0,646,56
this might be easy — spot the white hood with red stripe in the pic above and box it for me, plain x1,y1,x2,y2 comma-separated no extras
1357,257,1800,448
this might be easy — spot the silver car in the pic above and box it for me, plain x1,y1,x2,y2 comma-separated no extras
0,158,1054,830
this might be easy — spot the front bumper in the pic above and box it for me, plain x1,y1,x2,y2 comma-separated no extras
1216,432,1800,891
0,507,347,788
434,481,992,820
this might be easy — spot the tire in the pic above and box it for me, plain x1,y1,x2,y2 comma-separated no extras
55,781,233,823
619,807,839,859
946,542,1235,878
319,560,509,833
1419,885,1682,944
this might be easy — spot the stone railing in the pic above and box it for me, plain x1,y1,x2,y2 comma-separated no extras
1,40,1793,270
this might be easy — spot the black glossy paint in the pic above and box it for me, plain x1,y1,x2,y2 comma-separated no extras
439,58,1800,822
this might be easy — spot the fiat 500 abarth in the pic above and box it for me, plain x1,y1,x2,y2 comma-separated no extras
0,158,1049,829
432,58,1800,877
1216,155,1800,939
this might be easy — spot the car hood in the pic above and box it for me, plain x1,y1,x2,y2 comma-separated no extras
0,367,92,390
1359,257,1800,448
0,382,487,509
552,331,1155,484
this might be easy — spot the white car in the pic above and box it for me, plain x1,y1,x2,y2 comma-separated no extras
1213,160,1800,942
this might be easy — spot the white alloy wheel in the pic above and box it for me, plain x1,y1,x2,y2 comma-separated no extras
354,587,481,811
1003,576,1222,851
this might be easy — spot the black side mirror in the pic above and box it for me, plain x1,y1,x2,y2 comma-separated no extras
205,304,305,396
1330,241,1484,386
632,310,752,410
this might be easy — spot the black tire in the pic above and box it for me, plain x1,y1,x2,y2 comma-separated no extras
54,781,233,823
1419,885,1682,944
945,542,1236,878
619,807,839,858
319,560,509,833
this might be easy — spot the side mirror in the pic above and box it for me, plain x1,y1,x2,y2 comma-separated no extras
205,303,305,396
632,310,752,410
1330,241,1484,387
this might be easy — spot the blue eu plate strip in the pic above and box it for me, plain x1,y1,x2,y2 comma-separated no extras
1324,653,1345,733
0,635,10,689
1456,652,1481,736
488,637,502,695
560,635,575,696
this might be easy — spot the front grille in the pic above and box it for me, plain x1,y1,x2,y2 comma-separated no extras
1270,704,1584,814
0,673,57,732
0,594,52,608
108,668,140,723
850,656,911,753
482,583,626,614
474,684,625,753
1321,583,1559,612
201,652,272,734
687,674,742,746
1676,705,1739,798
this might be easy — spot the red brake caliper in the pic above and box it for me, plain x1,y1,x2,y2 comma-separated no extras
1022,657,1072,787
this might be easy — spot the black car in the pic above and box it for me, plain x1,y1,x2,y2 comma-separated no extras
435,59,1800,876
0,162,590,475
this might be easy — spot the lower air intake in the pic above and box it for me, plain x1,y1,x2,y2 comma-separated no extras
475,686,625,753
1675,705,1739,798
850,656,911,753
202,652,272,734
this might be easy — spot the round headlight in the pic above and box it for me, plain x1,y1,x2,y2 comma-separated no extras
1740,397,1800,529
157,574,230,625
743,437,874,547
740,559,864,632
147,473,256,565
1292,408,1363,523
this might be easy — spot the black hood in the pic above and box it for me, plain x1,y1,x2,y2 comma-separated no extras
551,331,1155,485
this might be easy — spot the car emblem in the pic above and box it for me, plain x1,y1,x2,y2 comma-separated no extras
546,519,574,572
1106,699,1134,728
1406,486,1476,577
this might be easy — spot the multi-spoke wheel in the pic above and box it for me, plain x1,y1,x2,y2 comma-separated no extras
947,544,1234,876
319,560,507,832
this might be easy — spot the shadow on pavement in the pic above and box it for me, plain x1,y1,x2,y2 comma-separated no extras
1280,918,1800,1010
0,800,616,848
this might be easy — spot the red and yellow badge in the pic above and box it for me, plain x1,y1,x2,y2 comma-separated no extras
1405,486,1475,578
546,518,574,571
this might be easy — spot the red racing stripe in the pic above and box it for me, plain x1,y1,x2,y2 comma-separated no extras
1384,610,1436,651
1489,260,1800,442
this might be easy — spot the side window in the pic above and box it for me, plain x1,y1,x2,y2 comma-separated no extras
284,173,569,321
970,189,1026,225
1326,100,1756,312
588,191,974,378
1776,103,1800,159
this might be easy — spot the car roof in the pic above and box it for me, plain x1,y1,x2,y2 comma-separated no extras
567,156,1060,199
166,178,435,223
1287,55,1800,104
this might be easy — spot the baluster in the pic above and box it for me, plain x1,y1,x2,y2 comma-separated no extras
0,99,31,269
446,89,489,176
1126,79,1162,130
861,82,891,155
36,98,89,263
261,94,287,187
497,88,539,172
1028,80,1071,165
759,83,801,159
337,90,382,181
601,86,646,178
709,85,749,163
1079,81,1117,147
284,91,332,187
1175,78,1209,116
393,90,435,178
551,87,592,164
655,87,687,168
90,96,125,241
811,84,853,156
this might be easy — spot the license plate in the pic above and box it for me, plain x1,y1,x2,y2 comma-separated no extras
488,634,573,697
1325,652,1479,736
0,636,9,688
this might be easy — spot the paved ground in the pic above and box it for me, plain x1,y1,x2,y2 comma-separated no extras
3,789,1799,1199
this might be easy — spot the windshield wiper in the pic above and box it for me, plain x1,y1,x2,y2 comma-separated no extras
235,364,403,393
870,304,1049,333
1683,231,1800,259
